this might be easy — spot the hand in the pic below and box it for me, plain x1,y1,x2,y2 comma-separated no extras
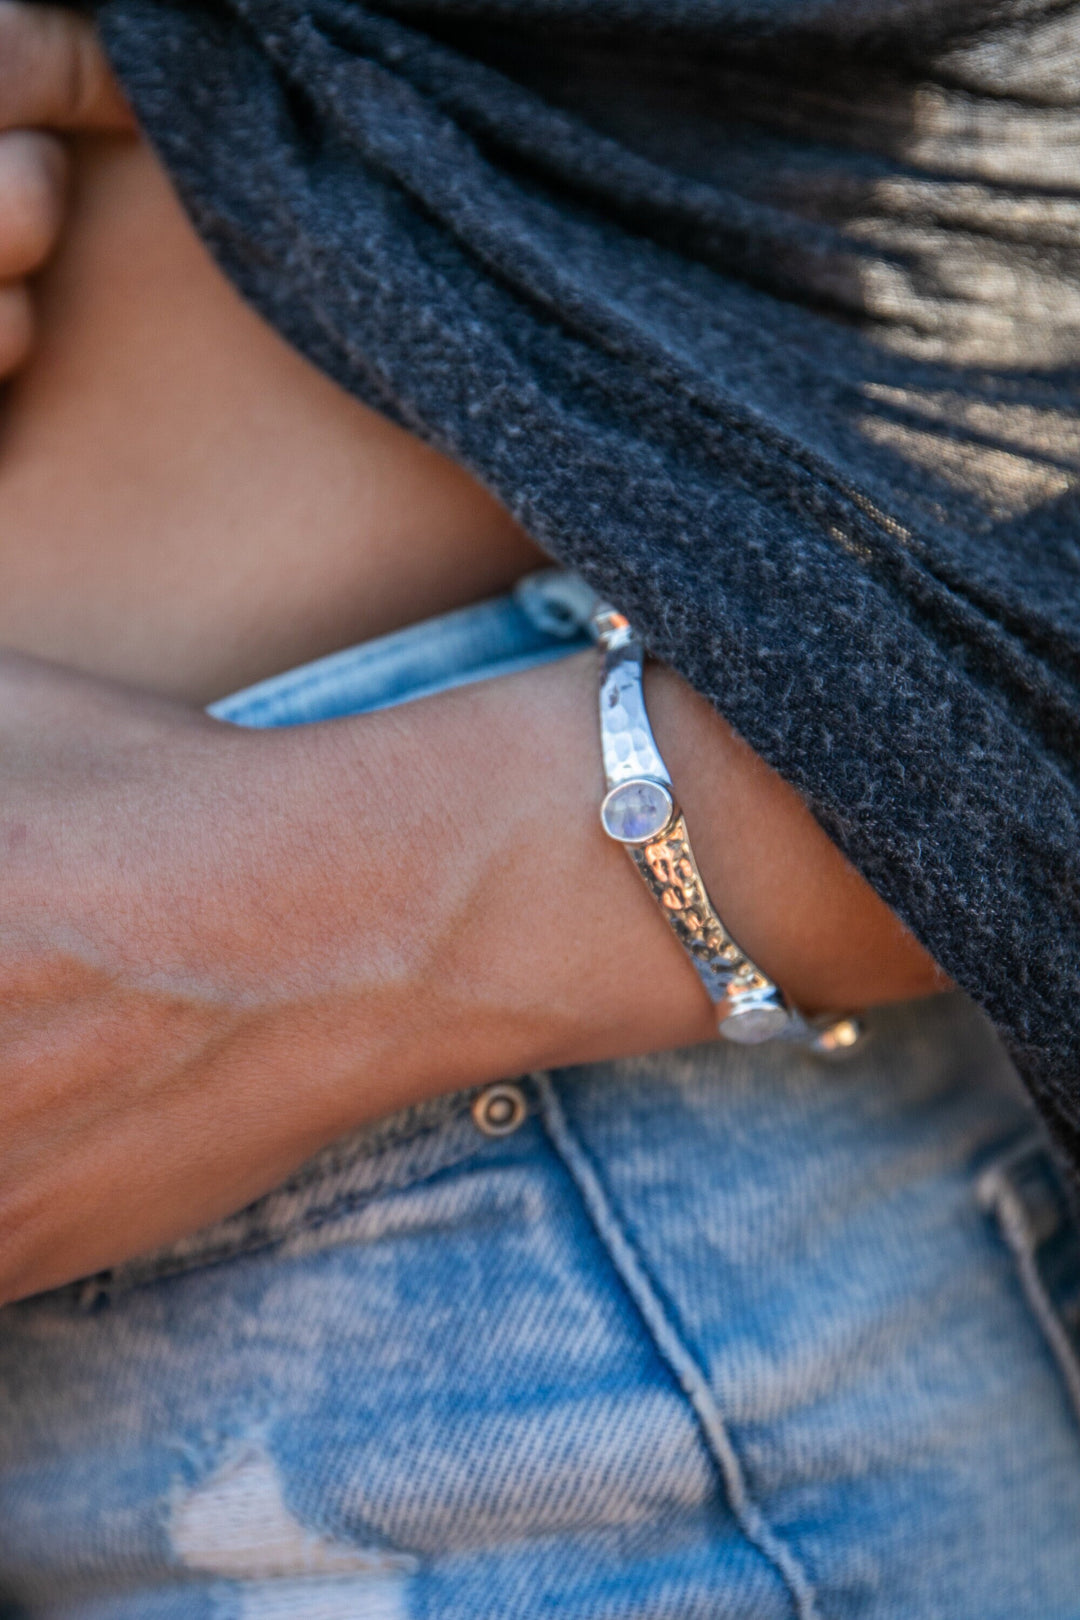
0,645,446,1306
0,647,405,1305
0,0,132,378
0,645,946,1306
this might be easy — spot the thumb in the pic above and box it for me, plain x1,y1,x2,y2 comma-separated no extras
0,2,134,132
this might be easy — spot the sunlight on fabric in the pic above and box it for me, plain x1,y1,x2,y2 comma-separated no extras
857,383,1078,517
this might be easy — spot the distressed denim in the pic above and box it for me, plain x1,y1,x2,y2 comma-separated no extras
1,583,1080,1619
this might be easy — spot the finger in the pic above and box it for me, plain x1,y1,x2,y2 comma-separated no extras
0,2,134,132
0,278,33,377
0,129,66,279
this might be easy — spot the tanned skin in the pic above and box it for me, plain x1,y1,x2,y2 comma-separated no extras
0,4,946,1303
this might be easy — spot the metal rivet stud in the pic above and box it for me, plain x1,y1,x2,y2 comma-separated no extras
472,1082,527,1138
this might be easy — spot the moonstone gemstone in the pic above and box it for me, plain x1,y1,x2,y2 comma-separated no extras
720,1004,791,1044
601,778,674,843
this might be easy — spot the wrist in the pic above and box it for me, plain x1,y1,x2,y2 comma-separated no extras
267,642,948,1133
642,662,949,1015
398,649,949,1063
358,650,715,1082
274,649,713,1121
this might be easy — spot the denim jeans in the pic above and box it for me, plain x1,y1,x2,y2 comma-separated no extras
2,579,1080,1619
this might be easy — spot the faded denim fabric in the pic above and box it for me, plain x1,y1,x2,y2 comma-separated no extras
2,588,1080,1618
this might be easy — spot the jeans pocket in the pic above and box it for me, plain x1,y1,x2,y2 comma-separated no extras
977,1133,1080,1428
72,1087,523,1305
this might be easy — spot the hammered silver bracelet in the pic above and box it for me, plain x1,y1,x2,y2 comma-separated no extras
588,597,859,1052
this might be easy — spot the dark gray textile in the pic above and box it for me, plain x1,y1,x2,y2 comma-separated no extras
92,0,1080,1163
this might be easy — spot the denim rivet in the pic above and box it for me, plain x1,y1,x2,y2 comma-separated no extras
472,1083,527,1138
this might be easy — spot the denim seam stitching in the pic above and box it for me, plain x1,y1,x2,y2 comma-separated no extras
978,1154,1080,1435
534,1071,821,1620
85,1103,490,1299
267,1096,477,1200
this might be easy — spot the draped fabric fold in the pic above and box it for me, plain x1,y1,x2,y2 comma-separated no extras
93,0,1080,1164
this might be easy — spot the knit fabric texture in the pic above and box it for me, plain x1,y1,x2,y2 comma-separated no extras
92,0,1080,1164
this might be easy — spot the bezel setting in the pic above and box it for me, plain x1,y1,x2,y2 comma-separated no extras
600,777,676,845
720,1000,792,1044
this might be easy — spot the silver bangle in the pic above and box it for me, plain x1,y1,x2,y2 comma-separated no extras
588,598,859,1052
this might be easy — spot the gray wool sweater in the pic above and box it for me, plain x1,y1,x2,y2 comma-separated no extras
92,0,1080,1166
